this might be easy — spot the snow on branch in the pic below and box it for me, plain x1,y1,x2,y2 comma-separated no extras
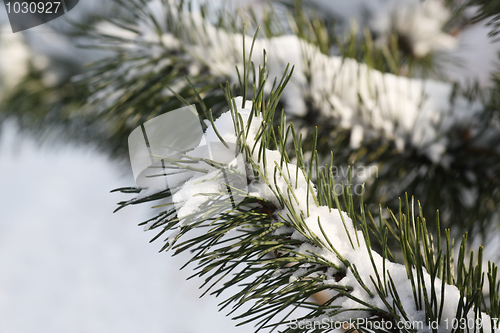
122,94,497,332
90,0,484,167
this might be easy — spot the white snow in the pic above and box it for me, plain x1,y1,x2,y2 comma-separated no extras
0,122,255,333
0,25,31,93
371,0,457,58
281,0,500,87
186,29,480,165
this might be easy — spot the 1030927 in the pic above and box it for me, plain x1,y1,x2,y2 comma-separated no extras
5,1,62,14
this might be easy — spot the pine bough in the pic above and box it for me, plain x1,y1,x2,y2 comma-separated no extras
114,56,500,332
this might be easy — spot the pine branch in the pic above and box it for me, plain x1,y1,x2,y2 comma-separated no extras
79,0,500,247
115,50,499,332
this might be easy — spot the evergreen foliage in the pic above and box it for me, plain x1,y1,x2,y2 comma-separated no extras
70,0,500,238
115,44,500,331
1,1,500,331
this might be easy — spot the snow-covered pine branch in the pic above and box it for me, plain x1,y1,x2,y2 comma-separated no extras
89,0,500,249
117,89,499,331
99,2,500,330
86,0,487,166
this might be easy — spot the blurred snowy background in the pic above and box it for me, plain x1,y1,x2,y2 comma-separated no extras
0,1,258,332
1,0,500,332
0,122,257,333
